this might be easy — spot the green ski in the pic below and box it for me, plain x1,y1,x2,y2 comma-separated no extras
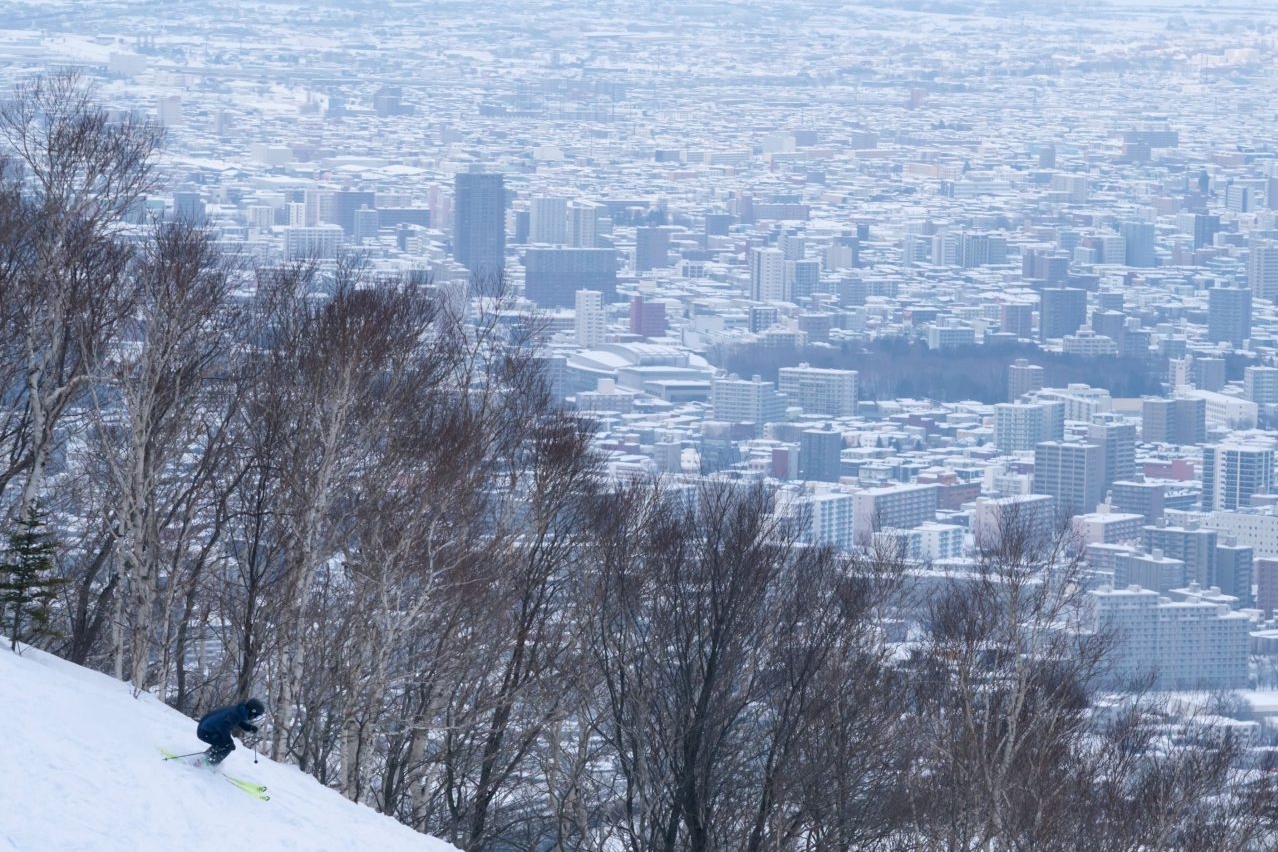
161,748,270,800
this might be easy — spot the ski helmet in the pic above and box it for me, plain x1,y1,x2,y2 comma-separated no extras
246,697,266,717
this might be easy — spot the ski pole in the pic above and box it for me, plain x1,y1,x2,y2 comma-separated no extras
163,750,207,761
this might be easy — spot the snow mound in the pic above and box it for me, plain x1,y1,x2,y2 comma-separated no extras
0,643,457,852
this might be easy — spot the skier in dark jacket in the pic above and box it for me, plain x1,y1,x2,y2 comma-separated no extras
197,697,266,765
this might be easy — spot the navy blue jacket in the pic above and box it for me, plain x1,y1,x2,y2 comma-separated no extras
197,702,258,740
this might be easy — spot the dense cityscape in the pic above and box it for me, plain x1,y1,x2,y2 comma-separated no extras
8,0,1278,848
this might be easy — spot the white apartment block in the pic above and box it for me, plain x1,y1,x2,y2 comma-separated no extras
574,289,606,347
852,483,940,543
777,363,858,417
749,246,786,302
1032,385,1112,422
1072,511,1145,546
1090,585,1250,690
282,224,343,259
530,196,568,245
972,494,1056,551
917,522,966,561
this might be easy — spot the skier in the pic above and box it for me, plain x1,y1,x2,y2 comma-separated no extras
196,697,266,765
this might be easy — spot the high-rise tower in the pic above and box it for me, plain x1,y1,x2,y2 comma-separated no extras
454,172,506,286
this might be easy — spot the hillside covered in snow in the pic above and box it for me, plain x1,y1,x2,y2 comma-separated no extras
0,643,456,852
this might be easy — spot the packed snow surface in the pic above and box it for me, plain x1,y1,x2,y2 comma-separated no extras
0,642,456,851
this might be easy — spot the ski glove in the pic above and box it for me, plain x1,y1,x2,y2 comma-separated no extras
242,723,258,734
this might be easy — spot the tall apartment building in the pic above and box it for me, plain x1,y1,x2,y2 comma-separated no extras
1142,523,1217,587
787,258,822,303
1216,539,1254,606
1141,396,1206,445
454,172,506,283
1120,220,1157,267
1258,557,1278,617
1039,287,1086,341
802,491,856,551
628,296,667,339
710,375,787,436
799,428,844,483
1249,239,1278,302
1033,441,1104,518
994,401,1064,453
1006,358,1044,401
635,227,671,271
529,196,568,245
1202,444,1274,511
1110,480,1166,524
1091,585,1249,689
1001,303,1035,340
1088,417,1137,491
568,201,602,248
1245,366,1278,405
1207,285,1252,347
777,364,858,417
1114,550,1186,594
750,246,787,302
330,190,376,235
574,289,605,347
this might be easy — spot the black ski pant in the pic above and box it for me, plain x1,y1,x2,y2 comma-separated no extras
196,726,235,765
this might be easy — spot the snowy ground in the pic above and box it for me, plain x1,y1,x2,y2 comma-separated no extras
0,642,456,852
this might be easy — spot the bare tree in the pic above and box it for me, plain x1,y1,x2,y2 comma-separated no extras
0,70,161,515
0,71,161,639
89,221,241,690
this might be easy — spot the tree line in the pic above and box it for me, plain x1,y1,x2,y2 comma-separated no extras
3,71,1278,851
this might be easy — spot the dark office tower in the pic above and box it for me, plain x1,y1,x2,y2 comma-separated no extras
1121,221,1156,267
629,296,667,338
1123,328,1152,360
1039,287,1086,341
1088,417,1136,491
799,428,844,483
513,209,530,245
1097,291,1124,312
1191,213,1220,249
1193,357,1226,392
1141,396,1206,445
635,227,670,272
331,190,376,235
523,247,616,308
1207,285,1251,346
454,172,506,285
789,258,821,302
749,305,779,333
1249,239,1278,302
1111,480,1165,524
172,190,205,224
1091,310,1126,345
1143,524,1217,587
704,213,734,238
1000,303,1034,339
1216,541,1253,606
1038,144,1056,169
1007,358,1044,402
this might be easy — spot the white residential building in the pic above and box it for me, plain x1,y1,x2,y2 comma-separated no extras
1090,585,1250,690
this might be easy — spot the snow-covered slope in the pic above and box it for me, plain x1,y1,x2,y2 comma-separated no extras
0,643,456,852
